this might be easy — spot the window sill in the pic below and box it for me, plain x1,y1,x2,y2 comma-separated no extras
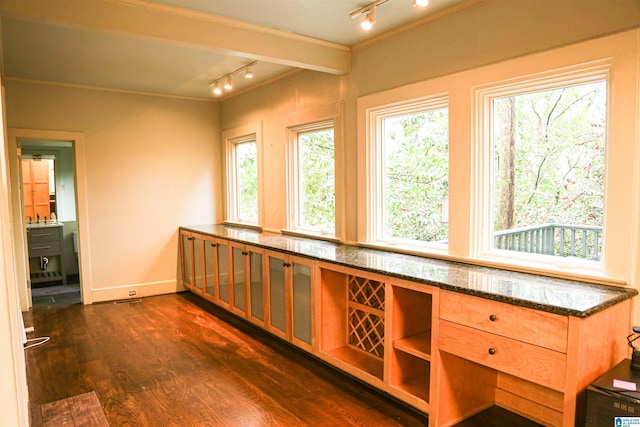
222,221,262,232
357,241,626,287
281,229,341,244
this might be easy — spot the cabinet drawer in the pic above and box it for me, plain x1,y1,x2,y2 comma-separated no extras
439,290,568,352
28,230,60,244
439,320,566,392
29,241,61,257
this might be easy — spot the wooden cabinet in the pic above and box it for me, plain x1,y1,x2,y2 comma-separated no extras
179,230,206,295
387,281,436,413
318,263,388,385
318,264,437,412
434,290,633,427
228,242,265,324
188,237,263,322
179,228,635,427
265,250,313,350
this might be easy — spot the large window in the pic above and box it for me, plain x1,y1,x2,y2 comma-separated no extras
288,121,335,236
225,133,259,226
478,71,609,266
367,96,449,247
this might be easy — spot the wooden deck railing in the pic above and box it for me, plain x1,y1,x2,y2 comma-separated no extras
494,223,602,261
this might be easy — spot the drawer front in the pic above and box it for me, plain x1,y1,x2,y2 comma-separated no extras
28,229,61,244
439,290,568,352
439,320,567,392
29,241,61,257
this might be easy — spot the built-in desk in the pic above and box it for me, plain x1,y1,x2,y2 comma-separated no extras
179,224,637,427
27,222,66,286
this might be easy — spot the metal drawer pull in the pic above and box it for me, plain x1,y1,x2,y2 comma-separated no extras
32,245,52,250
488,348,496,355
32,233,52,237
489,314,497,321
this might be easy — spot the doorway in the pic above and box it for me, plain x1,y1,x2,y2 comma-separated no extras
20,141,80,306
7,128,91,312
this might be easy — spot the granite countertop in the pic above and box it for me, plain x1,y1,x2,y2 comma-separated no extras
181,224,638,318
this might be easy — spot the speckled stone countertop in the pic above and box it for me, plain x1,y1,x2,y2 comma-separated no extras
181,224,637,318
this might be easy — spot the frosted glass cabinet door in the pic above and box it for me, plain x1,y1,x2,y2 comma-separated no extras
204,241,215,298
249,251,264,321
269,256,286,333
193,236,203,291
292,262,312,345
232,247,246,312
217,242,230,303
180,233,193,288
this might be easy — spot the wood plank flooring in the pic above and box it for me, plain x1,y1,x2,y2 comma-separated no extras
38,391,109,426
24,292,427,427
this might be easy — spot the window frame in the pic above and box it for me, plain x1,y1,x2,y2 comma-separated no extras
362,94,450,252
223,122,263,228
286,119,336,238
283,102,344,242
472,64,611,271
356,30,639,284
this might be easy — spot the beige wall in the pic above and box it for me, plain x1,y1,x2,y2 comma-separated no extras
221,0,640,242
218,0,640,323
5,81,221,302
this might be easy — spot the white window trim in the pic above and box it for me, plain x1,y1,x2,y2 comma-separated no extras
471,61,612,274
287,120,336,238
222,121,264,228
358,93,449,255
356,30,639,285
362,94,450,253
283,102,344,242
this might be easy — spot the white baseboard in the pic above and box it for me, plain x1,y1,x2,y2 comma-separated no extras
91,279,184,303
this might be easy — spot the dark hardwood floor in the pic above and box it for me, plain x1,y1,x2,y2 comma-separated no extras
24,292,427,426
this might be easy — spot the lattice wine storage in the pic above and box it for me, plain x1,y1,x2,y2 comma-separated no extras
320,267,385,381
348,276,385,358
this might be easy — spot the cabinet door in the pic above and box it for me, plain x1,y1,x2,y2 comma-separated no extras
267,254,287,337
203,239,216,300
217,241,230,306
180,231,194,289
292,259,313,347
248,249,265,323
192,235,204,293
231,244,247,314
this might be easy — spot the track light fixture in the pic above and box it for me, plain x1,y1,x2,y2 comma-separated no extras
209,60,258,97
360,6,376,31
350,0,428,31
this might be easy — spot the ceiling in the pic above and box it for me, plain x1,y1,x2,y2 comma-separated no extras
0,0,471,100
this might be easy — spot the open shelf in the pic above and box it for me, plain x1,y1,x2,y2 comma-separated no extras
31,271,64,284
325,345,384,380
389,285,434,407
394,331,432,361
320,266,385,381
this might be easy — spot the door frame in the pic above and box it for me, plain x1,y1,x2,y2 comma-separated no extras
7,128,92,310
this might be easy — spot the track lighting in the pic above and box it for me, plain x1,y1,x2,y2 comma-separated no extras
223,77,233,91
351,0,428,31
360,6,376,31
209,60,258,97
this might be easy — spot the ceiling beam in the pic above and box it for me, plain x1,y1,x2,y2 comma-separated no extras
0,0,351,75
